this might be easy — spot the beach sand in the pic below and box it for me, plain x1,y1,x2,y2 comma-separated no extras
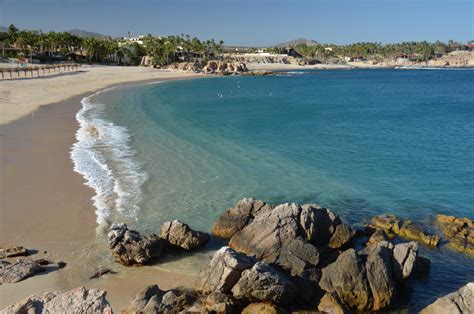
0,67,199,311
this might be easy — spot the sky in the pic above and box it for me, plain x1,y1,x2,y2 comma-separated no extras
0,0,472,46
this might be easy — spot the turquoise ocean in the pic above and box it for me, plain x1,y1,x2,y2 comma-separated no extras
71,68,474,310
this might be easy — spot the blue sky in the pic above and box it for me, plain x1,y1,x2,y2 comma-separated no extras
1,0,472,46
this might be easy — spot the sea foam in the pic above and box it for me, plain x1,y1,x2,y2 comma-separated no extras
70,88,147,225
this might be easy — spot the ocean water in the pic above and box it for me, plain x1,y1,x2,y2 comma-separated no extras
72,69,474,310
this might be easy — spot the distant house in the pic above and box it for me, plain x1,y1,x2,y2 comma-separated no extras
119,35,146,47
464,44,474,51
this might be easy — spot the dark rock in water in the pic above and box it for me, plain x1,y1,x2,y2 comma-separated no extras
240,70,277,76
437,214,474,254
229,202,320,275
318,293,351,314
320,241,428,311
159,219,210,250
1,287,113,313
242,302,285,314
34,259,50,266
320,249,372,310
90,268,116,279
421,282,474,314
0,246,28,258
231,262,297,305
0,259,44,283
126,284,197,313
195,246,255,294
212,198,272,239
57,261,67,269
203,291,241,313
370,214,440,247
107,223,164,266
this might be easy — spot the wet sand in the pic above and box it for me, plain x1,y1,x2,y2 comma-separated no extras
0,80,195,311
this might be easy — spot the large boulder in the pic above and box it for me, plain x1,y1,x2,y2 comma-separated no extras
437,214,474,254
126,284,196,313
195,246,255,294
1,287,112,313
231,262,297,305
392,241,419,281
242,302,285,314
107,223,164,266
318,293,351,314
212,198,272,239
0,246,28,258
203,291,241,313
421,282,474,314
229,203,321,275
0,259,43,283
159,219,209,250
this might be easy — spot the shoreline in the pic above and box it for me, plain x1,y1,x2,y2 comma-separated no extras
0,70,201,311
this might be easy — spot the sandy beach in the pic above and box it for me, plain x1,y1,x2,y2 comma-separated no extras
0,66,200,311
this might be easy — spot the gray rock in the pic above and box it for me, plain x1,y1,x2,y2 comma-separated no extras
159,219,209,250
126,284,195,313
231,262,297,305
318,293,351,314
0,259,43,283
0,287,112,313
421,282,474,314
107,223,164,266
195,246,255,294
212,198,272,239
203,291,240,313
0,260,10,269
328,223,355,249
242,302,285,314
300,204,340,246
0,246,28,259
320,249,373,310
392,241,419,281
127,284,163,312
229,203,320,275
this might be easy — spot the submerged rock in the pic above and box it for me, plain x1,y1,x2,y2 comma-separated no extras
0,259,43,283
0,246,28,258
195,246,255,294
437,214,474,254
421,282,474,314
159,219,209,250
0,287,112,313
232,262,297,305
108,223,164,266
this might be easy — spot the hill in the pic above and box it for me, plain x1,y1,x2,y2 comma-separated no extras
0,26,8,33
275,38,319,48
67,29,109,39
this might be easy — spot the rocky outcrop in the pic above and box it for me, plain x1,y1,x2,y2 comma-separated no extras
223,200,354,275
159,219,209,250
421,282,474,314
1,287,112,313
126,284,197,313
194,246,255,294
370,214,440,247
320,241,425,311
437,214,474,254
231,262,297,304
107,223,164,266
0,259,43,283
165,60,248,75
0,246,28,258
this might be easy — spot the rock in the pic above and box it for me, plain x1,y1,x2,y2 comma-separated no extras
34,259,50,266
229,202,320,275
90,268,117,279
0,260,11,269
126,284,196,313
107,223,164,266
328,223,355,249
292,268,323,303
320,249,372,310
240,70,277,76
0,246,28,258
242,302,285,314
57,261,67,269
195,246,255,294
421,282,474,314
371,215,440,247
203,291,241,313
1,287,112,313
318,293,351,314
212,198,272,239
299,204,341,246
392,241,419,281
159,219,209,250
0,259,44,283
366,228,388,246
365,243,397,310
437,214,474,254
231,262,297,305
